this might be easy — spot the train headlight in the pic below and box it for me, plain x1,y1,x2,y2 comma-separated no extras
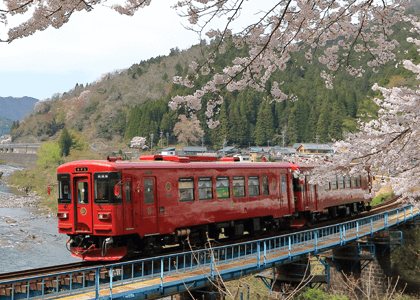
98,213,111,220
57,212,68,219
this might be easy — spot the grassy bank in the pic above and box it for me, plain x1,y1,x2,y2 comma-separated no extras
371,191,394,206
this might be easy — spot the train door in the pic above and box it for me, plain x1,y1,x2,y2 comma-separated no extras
306,176,317,210
73,175,92,233
280,174,290,214
124,177,134,232
142,177,158,234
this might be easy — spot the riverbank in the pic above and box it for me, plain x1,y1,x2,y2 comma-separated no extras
0,165,44,209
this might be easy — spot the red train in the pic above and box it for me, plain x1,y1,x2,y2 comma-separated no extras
56,155,372,261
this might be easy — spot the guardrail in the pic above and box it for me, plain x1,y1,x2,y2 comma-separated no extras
1,205,418,300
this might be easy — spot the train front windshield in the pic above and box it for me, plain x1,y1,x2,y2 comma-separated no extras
94,172,122,204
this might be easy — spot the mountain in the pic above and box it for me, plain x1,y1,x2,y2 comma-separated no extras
0,116,13,136
0,96,39,121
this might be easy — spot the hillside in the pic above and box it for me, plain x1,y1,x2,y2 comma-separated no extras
0,96,39,121
9,22,420,148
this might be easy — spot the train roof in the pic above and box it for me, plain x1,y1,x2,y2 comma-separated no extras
57,155,296,173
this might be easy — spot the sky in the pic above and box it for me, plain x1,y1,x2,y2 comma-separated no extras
0,1,200,100
0,1,272,101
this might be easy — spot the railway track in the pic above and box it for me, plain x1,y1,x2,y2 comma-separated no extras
0,262,97,282
0,197,408,298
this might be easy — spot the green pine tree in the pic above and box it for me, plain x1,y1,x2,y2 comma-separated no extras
329,101,343,141
254,101,275,146
57,128,73,157
286,104,299,145
211,101,230,148
316,100,331,143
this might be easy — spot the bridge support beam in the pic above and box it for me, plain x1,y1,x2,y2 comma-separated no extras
255,256,329,298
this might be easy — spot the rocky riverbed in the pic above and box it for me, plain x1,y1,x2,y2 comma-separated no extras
0,165,79,273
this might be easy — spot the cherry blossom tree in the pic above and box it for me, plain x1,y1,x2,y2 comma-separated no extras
291,17,420,202
173,114,204,146
130,136,148,149
0,0,410,126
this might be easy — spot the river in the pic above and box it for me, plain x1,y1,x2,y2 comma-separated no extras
0,165,79,274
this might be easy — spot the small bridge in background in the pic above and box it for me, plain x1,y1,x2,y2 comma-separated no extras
0,143,41,154
0,143,41,168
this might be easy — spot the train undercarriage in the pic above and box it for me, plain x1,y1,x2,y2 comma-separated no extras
67,201,370,261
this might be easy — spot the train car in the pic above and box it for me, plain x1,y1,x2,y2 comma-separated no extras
56,155,371,261
290,165,371,225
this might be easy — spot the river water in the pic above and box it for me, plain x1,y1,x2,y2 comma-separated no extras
0,165,79,274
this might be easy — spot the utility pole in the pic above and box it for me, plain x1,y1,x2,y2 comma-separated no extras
150,133,154,154
201,137,204,154
222,136,227,157
160,131,163,149
281,130,286,162
166,132,169,147
315,134,319,156
281,131,286,149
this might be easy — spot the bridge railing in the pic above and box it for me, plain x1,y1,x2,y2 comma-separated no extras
0,204,418,299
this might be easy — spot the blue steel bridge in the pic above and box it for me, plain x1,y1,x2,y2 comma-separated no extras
0,204,418,300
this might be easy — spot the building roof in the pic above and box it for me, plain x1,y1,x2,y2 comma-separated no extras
296,143,333,151
273,146,296,154
183,146,207,152
275,148,293,155
219,146,238,152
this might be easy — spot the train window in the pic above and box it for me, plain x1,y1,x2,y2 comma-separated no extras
357,175,362,187
125,181,131,204
94,172,122,204
352,177,357,187
57,174,71,204
262,175,269,195
198,177,213,200
77,182,89,204
233,176,245,197
331,178,338,190
338,176,344,189
281,175,287,194
345,176,351,188
324,182,330,190
95,180,110,203
248,176,260,196
179,178,194,202
144,178,154,204
216,177,230,198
